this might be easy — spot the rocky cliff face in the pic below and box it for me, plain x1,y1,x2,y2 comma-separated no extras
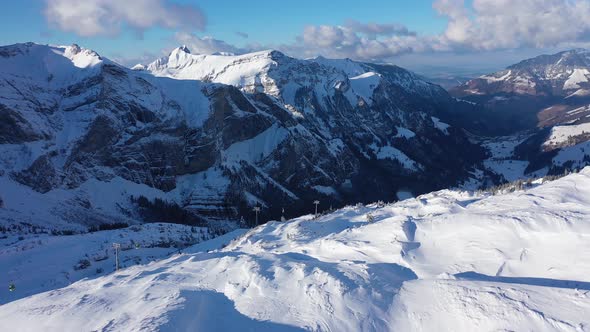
0,43,485,228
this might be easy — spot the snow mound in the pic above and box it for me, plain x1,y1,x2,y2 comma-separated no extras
2,169,590,330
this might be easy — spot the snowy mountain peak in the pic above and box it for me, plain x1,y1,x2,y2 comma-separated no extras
67,43,82,55
0,42,104,86
453,48,590,98
177,44,191,54
169,44,191,57
143,46,443,109
507,48,590,71
62,44,102,68
450,47,590,137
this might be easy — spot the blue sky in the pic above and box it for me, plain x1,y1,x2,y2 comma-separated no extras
2,1,444,54
194,0,447,44
1,0,588,75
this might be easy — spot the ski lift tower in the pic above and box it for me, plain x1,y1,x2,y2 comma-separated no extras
253,206,261,226
113,243,121,271
313,200,320,217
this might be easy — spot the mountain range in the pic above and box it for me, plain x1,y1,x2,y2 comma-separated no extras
0,42,484,229
451,49,590,175
1,43,590,231
2,42,590,331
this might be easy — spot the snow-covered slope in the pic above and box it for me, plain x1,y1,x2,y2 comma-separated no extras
447,49,590,176
450,49,590,132
0,223,240,305
453,49,590,98
2,169,589,331
544,122,590,148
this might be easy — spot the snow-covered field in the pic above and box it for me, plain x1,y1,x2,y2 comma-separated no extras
478,134,538,182
1,169,589,331
0,223,245,305
545,122,590,147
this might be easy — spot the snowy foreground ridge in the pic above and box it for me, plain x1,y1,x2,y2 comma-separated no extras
2,170,590,331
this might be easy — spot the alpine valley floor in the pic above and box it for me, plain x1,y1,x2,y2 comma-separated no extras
1,169,590,331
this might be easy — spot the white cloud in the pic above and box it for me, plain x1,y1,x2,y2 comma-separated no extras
282,23,427,61
174,32,247,55
344,19,417,39
278,0,590,62
44,0,206,37
435,0,590,50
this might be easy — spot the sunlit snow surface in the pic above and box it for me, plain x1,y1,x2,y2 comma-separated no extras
2,170,590,331
545,122,590,146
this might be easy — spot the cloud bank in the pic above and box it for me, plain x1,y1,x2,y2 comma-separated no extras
43,0,590,64
435,0,590,50
285,0,590,61
44,0,206,37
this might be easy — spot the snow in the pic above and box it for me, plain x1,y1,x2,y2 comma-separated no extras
223,123,289,164
566,88,590,98
431,116,450,134
326,138,345,156
312,56,367,77
0,173,188,232
396,190,413,200
312,185,337,196
391,278,590,331
567,105,590,116
62,45,102,69
370,144,420,170
347,71,381,105
394,126,415,139
483,160,530,182
553,140,590,168
174,168,231,211
147,76,211,128
482,134,529,159
563,68,590,90
243,191,267,207
145,47,435,114
147,48,279,95
481,69,511,82
478,134,536,182
5,168,590,331
544,122,590,146
0,223,216,305
131,64,146,71
0,43,101,79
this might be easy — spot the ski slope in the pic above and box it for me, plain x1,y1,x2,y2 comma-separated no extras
1,169,590,331
0,224,246,305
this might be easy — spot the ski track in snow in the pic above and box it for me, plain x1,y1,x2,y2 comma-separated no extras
1,169,590,331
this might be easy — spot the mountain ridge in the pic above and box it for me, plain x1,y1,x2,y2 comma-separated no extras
0,42,483,231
